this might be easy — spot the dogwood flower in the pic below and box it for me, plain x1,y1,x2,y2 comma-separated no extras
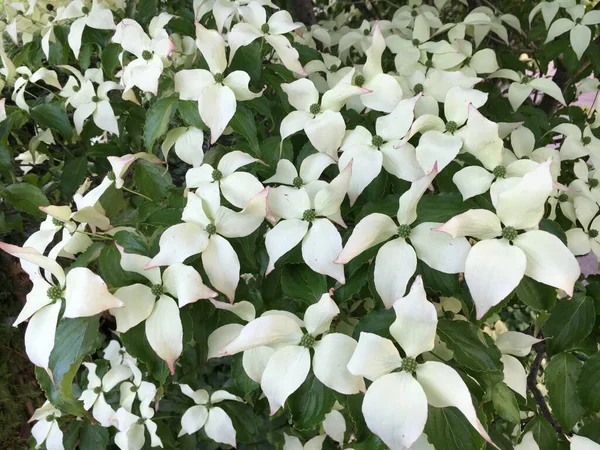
0,243,124,369
12,66,61,111
178,384,242,446
322,403,346,446
438,162,580,318
509,125,560,178
391,0,442,41
71,80,122,136
280,73,369,160
488,69,566,111
175,23,263,143
545,5,600,59
265,164,351,282
104,340,137,368
161,127,205,168
55,0,116,58
336,167,471,308
29,401,64,450
79,362,132,426
494,331,541,397
221,292,365,413
566,201,600,258
111,245,216,373
347,277,493,450
264,152,335,198
112,14,175,95
211,0,279,32
119,360,157,411
338,96,424,204
111,400,163,450
227,2,304,75
529,0,575,29
283,434,326,450
569,160,600,204
550,123,600,162
147,186,268,300
185,150,264,208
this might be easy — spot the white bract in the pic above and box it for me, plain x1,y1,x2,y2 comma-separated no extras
30,401,64,450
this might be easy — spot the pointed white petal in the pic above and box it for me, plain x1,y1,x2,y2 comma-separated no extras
495,331,540,357
147,223,209,267
64,268,124,318
25,302,61,369
304,292,339,336
411,222,471,273
436,209,502,240
415,130,463,173
374,238,418,308
397,166,438,226
335,213,397,264
323,409,346,444
305,111,346,160
204,407,237,447
452,166,495,200
163,263,217,307
302,219,345,283
265,219,309,274
199,83,237,144
112,284,155,333
502,354,527,398
201,235,240,302
314,333,365,394
347,332,402,381
221,315,303,355
145,296,183,374
179,405,208,436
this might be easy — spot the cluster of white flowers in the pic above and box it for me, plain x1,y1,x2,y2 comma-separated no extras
2,0,600,448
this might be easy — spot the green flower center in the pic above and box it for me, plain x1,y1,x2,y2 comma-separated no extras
261,23,270,34
205,223,217,236
397,224,411,239
212,169,223,181
151,284,163,296
81,6,90,14
302,209,316,222
521,76,531,84
329,65,338,72
299,334,315,348
292,176,304,188
137,418,145,425
107,171,116,181
92,95,100,102
52,218,63,227
444,310,455,320
576,18,582,24
582,136,592,145
46,414,55,422
493,165,507,178
309,103,321,115
354,74,365,87
411,9,418,17
588,178,599,188
213,72,224,83
130,385,138,392
557,193,569,202
401,357,418,373
502,226,518,241
589,229,599,239
93,387,102,394
47,285,63,301
445,120,458,133
142,50,153,61
425,60,433,68
412,38,420,46
413,83,424,94
72,85,80,92
363,29,370,36
372,135,384,148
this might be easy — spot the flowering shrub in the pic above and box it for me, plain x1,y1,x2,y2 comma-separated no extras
2,0,600,448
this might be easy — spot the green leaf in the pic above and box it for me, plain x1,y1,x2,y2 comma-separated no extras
101,43,122,79
352,308,395,340
417,261,461,297
79,423,109,449
281,264,327,304
177,100,205,129
522,416,558,450
37,316,103,416
491,382,520,422
232,353,259,396
545,352,585,431
288,372,336,430
437,319,503,374
99,245,146,287
415,193,475,224
424,406,485,450
120,322,170,385
539,219,567,245
577,351,600,412
543,294,596,356
144,96,178,150
134,160,173,201
219,402,260,444
3,183,49,217
515,276,557,311
229,104,260,154
30,103,73,141
60,156,88,198
229,41,262,84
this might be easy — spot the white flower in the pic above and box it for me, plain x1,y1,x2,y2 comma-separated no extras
112,400,163,450
71,80,123,136
147,186,268,300
550,123,600,162
265,164,351,283
178,385,242,447
110,245,217,373
489,69,566,111
79,362,132,427
545,5,600,59
283,433,326,450
336,167,471,308
185,150,264,209
112,14,175,95
346,277,493,450
11,66,61,111
161,127,205,168
175,23,263,143
494,331,541,397
55,0,116,58
119,360,157,411
104,340,137,368
29,401,64,450
280,74,368,160
0,243,124,369
438,162,580,318
529,0,576,29
221,292,365,413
